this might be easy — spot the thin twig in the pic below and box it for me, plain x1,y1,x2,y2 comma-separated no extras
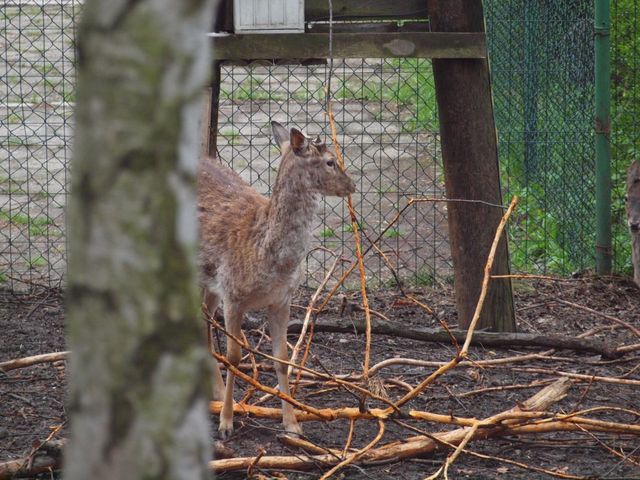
384,197,519,411
327,100,372,380
290,254,342,396
552,298,640,339
318,419,385,480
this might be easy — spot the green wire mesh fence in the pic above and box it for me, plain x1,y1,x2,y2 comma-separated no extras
485,0,597,275
611,0,640,276
1,1,638,291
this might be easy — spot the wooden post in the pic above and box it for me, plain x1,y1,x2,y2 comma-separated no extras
204,0,232,158
427,0,516,332
203,61,222,157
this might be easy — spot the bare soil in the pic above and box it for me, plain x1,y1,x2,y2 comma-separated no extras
1,276,639,479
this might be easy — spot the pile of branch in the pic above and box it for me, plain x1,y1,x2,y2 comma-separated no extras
209,379,640,476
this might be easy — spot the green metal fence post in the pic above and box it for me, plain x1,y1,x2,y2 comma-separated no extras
595,0,612,274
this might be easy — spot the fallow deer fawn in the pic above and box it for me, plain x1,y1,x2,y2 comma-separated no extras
627,160,640,286
198,121,355,438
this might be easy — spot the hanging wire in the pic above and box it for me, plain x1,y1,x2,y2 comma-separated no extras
325,0,334,111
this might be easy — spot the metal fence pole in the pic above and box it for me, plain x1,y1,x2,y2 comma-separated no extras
595,0,612,274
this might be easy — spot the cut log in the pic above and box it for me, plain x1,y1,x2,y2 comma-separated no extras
245,317,620,358
0,351,69,372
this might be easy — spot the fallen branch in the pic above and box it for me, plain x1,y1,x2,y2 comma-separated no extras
209,401,477,426
210,379,565,474
0,351,69,372
267,317,621,359
552,298,640,339
0,439,64,480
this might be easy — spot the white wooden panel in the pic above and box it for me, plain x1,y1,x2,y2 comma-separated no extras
234,0,304,33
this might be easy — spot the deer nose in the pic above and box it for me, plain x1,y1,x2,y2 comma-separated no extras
630,222,640,233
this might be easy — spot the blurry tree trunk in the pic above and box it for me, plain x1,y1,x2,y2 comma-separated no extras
65,1,217,479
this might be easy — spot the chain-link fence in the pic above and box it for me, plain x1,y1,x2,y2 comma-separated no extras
1,0,78,291
1,1,638,291
611,0,640,276
486,0,597,275
217,59,446,288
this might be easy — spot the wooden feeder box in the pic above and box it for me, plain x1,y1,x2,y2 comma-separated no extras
233,0,304,33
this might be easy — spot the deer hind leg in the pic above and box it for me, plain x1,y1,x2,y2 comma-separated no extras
218,302,243,440
268,302,303,436
203,289,224,402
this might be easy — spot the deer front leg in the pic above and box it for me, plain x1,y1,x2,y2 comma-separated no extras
203,290,224,401
268,302,303,436
218,303,243,440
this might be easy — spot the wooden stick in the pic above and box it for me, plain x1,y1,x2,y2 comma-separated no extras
314,197,504,317
511,367,640,386
209,379,575,474
210,319,398,409
327,100,372,379
278,434,345,456
268,317,619,359
0,351,69,372
319,419,385,480
209,401,477,426
211,351,334,421
290,254,341,370
491,274,579,282
460,196,518,353
290,254,341,396
384,197,516,411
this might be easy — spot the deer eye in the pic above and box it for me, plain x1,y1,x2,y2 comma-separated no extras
326,161,335,167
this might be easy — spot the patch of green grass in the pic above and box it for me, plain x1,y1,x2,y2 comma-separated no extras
0,271,6,283
35,62,56,75
0,211,54,237
320,228,337,238
35,190,54,199
291,86,324,102
28,256,47,269
63,91,76,103
376,186,396,194
342,221,366,233
6,136,23,147
7,112,23,123
384,228,401,239
333,59,438,133
0,181,24,194
220,129,241,145
231,77,287,102
412,268,436,287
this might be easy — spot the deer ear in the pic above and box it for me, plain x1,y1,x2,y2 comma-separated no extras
290,128,308,154
271,121,289,149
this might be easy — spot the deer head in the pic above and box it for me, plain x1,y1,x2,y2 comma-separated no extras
271,121,356,197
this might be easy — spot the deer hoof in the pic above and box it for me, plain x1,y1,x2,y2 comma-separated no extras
218,420,234,440
285,422,304,437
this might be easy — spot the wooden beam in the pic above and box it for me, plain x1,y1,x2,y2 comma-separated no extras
427,0,516,332
211,32,485,60
305,0,428,22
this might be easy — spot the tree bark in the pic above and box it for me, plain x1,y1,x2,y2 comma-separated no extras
65,1,217,479
427,0,516,332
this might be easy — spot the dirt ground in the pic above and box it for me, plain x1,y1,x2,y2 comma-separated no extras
1,275,639,479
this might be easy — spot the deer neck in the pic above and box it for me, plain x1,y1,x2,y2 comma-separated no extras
262,174,319,273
